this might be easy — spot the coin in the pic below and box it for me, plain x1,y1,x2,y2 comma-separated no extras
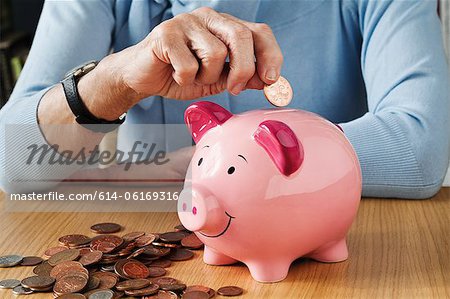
182,290,210,299
122,259,150,279
0,279,21,289
160,232,186,243
152,277,179,286
263,76,293,107
135,234,157,247
174,224,189,232
59,234,91,247
91,271,118,289
150,258,172,268
12,285,33,295
91,235,123,250
0,254,23,267
181,234,204,249
124,283,160,296
87,289,114,299
152,242,180,248
53,272,88,295
84,276,100,291
148,266,167,278
33,261,53,276
142,245,171,258
21,275,55,291
79,250,103,266
49,261,87,280
185,285,215,298
90,223,122,234
115,278,150,291
217,286,244,296
48,249,80,266
160,283,186,293
122,231,145,242
56,294,87,299
44,246,68,258
168,248,194,261
20,256,44,266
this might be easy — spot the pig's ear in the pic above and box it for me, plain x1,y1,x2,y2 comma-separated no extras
253,120,304,176
185,101,233,143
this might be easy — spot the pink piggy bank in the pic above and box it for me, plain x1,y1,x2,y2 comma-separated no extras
178,101,362,283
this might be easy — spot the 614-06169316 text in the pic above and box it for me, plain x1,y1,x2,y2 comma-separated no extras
9,191,180,201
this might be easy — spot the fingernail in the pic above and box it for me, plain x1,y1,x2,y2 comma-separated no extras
266,68,278,81
230,83,245,95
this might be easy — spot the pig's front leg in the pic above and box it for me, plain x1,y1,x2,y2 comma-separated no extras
306,238,348,263
246,260,291,283
203,245,238,265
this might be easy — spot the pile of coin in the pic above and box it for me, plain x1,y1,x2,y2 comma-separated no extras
0,222,244,298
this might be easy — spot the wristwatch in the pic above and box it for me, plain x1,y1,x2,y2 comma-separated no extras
61,60,126,133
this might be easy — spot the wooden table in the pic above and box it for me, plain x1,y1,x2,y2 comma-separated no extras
0,187,449,298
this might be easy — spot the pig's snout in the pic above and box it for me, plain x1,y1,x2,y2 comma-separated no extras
178,187,230,236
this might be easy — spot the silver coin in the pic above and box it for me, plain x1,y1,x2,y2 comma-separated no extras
12,285,33,295
88,289,114,299
0,255,23,267
0,279,21,289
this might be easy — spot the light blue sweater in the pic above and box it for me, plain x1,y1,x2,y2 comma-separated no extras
0,0,449,198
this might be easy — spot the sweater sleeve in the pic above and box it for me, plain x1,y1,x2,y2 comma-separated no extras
340,0,450,199
0,0,115,193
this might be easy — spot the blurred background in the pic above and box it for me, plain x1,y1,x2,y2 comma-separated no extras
0,0,449,184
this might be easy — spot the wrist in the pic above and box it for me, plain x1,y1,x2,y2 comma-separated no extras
77,53,141,121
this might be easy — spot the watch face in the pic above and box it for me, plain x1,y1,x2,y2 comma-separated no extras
64,60,98,79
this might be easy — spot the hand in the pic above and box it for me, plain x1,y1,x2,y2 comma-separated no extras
121,7,284,100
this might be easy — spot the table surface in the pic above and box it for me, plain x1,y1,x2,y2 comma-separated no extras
0,187,449,299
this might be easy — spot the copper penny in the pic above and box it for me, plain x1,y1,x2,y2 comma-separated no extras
168,248,194,261
185,285,215,298
115,278,150,291
122,259,149,279
21,275,55,290
148,266,167,278
152,277,179,286
160,283,186,293
53,272,88,295
91,235,123,248
160,232,186,243
263,76,293,107
79,250,103,266
142,245,170,258
58,234,91,247
150,258,172,268
90,223,122,234
33,261,53,276
152,242,180,248
135,234,157,247
217,286,243,296
50,261,87,280
48,249,80,266
182,291,210,299
122,231,145,242
181,234,204,249
126,247,146,260
20,256,43,266
79,248,92,256
44,246,68,258
91,271,118,289
124,283,159,296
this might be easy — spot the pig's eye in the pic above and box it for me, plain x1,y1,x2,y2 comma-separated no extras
227,166,235,174
198,158,203,166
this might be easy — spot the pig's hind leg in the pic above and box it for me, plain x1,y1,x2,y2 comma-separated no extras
306,238,348,263
203,245,238,265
